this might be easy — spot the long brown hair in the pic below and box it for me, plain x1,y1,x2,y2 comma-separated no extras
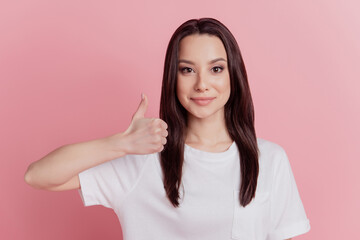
159,18,259,207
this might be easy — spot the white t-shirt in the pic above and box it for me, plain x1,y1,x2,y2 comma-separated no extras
78,138,310,240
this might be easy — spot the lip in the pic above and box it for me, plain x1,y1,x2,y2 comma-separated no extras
190,97,216,106
190,97,216,100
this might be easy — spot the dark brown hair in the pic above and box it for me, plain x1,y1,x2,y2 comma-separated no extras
159,18,259,207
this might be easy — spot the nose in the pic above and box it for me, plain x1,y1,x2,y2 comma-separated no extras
194,71,209,92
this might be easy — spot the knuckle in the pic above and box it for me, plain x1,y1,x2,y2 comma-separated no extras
156,119,163,127
149,125,159,134
152,120,160,128
155,128,162,135
151,128,157,135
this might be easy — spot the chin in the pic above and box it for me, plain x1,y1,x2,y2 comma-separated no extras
188,109,222,120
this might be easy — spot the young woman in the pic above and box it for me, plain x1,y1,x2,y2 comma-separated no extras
25,18,310,240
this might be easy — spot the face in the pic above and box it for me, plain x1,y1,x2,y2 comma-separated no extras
176,34,231,121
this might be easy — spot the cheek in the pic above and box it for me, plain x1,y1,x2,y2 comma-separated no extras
176,78,189,96
216,77,231,95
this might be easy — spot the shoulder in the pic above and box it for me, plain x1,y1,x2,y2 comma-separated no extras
256,138,289,171
256,138,292,193
257,138,287,160
257,138,286,155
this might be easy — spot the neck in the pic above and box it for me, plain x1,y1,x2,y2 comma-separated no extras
185,109,232,147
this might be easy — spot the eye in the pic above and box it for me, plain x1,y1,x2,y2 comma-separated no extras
180,67,194,73
212,66,224,73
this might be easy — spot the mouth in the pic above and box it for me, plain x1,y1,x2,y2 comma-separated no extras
190,97,216,106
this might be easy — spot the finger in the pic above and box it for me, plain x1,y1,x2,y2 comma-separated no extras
161,130,168,137
160,120,168,129
132,93,148,119
154,127,162,134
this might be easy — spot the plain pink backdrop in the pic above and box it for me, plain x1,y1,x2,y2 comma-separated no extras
1,0,359,239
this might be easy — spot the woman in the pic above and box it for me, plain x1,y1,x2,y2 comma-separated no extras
25,18,310,240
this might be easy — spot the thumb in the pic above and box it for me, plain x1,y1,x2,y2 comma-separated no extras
132,93,148,119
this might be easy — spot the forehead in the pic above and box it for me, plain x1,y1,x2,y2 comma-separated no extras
178,34,227,62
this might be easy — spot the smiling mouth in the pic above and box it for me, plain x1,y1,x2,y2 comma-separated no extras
190,97,215,106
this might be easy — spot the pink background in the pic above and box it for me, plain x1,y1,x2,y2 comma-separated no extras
1,0,359,239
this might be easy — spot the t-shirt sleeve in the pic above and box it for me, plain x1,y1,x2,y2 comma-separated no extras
267,148,310,240
77,153,149,209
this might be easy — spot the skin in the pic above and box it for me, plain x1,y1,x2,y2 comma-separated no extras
177,34,233,152
177,34,292,240
24,95,168,191
24,33,292,240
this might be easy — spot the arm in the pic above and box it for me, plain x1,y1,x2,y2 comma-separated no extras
24,94,168,191
24,134,125,191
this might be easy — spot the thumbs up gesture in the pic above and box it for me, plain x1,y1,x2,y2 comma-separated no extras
121,93,168,155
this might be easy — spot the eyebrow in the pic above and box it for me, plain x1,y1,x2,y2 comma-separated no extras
178,57,227,65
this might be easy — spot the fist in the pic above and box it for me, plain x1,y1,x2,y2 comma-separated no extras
122,93,168,155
